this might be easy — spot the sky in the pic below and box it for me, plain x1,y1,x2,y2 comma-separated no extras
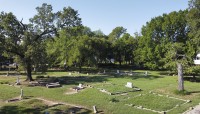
0,0,189,35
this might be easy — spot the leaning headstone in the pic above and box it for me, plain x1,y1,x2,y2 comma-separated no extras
93,105,97,113
125,82,133,88
20,89,23,99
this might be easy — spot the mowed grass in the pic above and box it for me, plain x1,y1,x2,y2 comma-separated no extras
0,70,200,114
124,93,185,111
95,83,139,94
0,99,92,114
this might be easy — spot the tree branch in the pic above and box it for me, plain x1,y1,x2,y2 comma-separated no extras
34,28,56,41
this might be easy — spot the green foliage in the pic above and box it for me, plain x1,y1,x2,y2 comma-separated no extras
187,0,200,56
0,3,82,80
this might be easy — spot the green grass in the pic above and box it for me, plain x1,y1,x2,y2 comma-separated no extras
0,99,92,114
124,93,185,111
0,70,200,114
0,85,21,101
95,83,140,94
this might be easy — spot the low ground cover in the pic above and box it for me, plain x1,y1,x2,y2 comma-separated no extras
0,70,200,114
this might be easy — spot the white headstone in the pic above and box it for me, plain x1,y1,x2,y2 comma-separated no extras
20,89,23,99
93,105,97,113
103,70,105,73
125,82,133,88
87,73,89,75
78,83,83,89
145,71,148,76
69,72,72,75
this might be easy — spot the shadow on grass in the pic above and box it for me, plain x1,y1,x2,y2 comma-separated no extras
131,75,163,80
188,90,200,94
0,106,41,114
119,73,163,80
35,75,111,86
34,71,164,87
184,76,200,83
0,105,92,114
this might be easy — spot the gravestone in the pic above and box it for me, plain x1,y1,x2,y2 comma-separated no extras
20,89,23,99
103,70,106,74
16,76,20,85
6,71,9,76
93,105,97,113
69,72,72,75
145,71,148,76
125,82,133,88
78,83,83,89
117,70,119,74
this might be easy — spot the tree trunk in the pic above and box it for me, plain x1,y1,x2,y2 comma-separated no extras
177,63,184,91
26,62,33,81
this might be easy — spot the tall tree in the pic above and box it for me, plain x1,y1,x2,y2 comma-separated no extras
187,0,200,58
108,26,126,42
0,3,82,81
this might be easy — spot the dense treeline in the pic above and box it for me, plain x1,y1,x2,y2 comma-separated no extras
0,0,200,81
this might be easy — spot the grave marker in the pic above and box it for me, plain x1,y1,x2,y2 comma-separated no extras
117,70,119,74
93,105,97,113
20,89,23,99
16,76,20,85
125,82,133,88
145,71,148,76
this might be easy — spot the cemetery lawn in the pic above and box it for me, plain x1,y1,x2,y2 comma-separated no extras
0,70,200,114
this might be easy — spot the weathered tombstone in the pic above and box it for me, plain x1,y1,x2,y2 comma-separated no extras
16,76,20,85
177,63,184,91
6,71,9,76
145,71,148,76
117,70,119,74
78,83,83,89
125,82,133,88
20,89,23,99
103,70,105,74
87,73,89,75
93,105,97,113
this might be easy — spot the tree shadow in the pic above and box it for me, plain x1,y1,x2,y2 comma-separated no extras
0,105,41,114
34,75,111,86
0,104,92,114
130,75,163,80
188,91,200,94
184,76,200,83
